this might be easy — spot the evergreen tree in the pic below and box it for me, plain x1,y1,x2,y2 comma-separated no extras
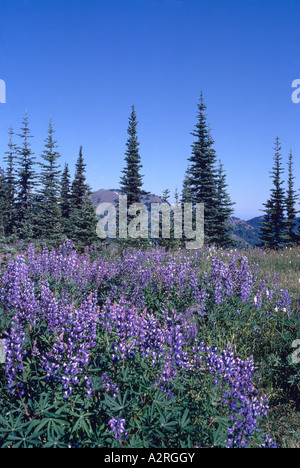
71,146,87,209
60,163,72,236
0,167,9,239
70,192,98,246
69,147,98,246
161,188,171,203
284,150,299,245
15,112,36,239
186,93,219,243
214,161,235,247
181,167,193,203
37,118,62,242
259,137,286,249
3,126,17,235
120,105,145,206
174,187,179,203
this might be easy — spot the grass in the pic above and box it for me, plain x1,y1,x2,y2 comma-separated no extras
239,246,300,448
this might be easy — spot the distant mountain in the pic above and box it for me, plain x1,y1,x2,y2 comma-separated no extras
229,217,262,248
230,215,300,247
90,189,164,210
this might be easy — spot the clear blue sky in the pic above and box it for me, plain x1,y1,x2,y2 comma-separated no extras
1,0,300,220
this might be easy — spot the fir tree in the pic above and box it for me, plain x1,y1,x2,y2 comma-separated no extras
161,188,171,203
120,105,145,206
37,118,62,242
259,137,286,249
187,93,219,243
181,167,193,203
15,112,36,239
70,192,98,246
69,147,98,245
71,146,87,209
60,163,72,236
3,126,17,235
174,187,179,203
284,150,299,245
214,161,235,247
0,167,9,239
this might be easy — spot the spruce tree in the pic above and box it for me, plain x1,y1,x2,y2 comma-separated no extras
120,105,145,206
187,93,219,243
71,192,98,246
174,187,179,203
181,167,193,203
0,167,9,239
60,163,72,236
259,137,286,249
37,118,62,242
161,188,171,203
3,126,17,235
69,147,98,246
214,161,235,247
15,112,36,239
284,150,299,245
71,146,87,209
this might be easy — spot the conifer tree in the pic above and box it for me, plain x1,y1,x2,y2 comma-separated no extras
37,118,62,242
174,187,179,203
60,163,72,236
15,112,36,239
161,188,171,203
259,137,286,249
186,93,219,243
3,126,17,235
0,167,9,239
214,161,235,247
71,146,87,209
69,147,98,245
120,105,145,206
71,192,98,246
284,150,299,245
181,167,193,203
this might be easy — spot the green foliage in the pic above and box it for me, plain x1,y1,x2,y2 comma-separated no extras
36,118,63,242
260,138,287,249
120,105,145,206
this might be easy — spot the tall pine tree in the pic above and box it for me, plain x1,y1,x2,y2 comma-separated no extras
0,167,9,239
214,161,235,247
259,137,286,249
284,150,299,245
186,93,219,244
70,147,98,246
120,105,145,206
60,163,72,236
3,126,17,236
15,112,36,239
37,118,62,242
71,146,87,209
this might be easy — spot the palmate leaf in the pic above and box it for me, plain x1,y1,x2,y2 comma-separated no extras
70,409,94,436
6,427,41,448
0,412,29,435
28,415,70,438
212,415,230,447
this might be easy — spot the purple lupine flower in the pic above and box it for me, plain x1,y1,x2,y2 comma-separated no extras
108,417,128,441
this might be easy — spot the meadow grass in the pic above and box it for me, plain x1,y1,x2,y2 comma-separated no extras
0,241,299,448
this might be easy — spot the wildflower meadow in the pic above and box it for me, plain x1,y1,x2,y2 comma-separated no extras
0,241,299,448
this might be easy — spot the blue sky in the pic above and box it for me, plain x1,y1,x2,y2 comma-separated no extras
0,0,300,220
